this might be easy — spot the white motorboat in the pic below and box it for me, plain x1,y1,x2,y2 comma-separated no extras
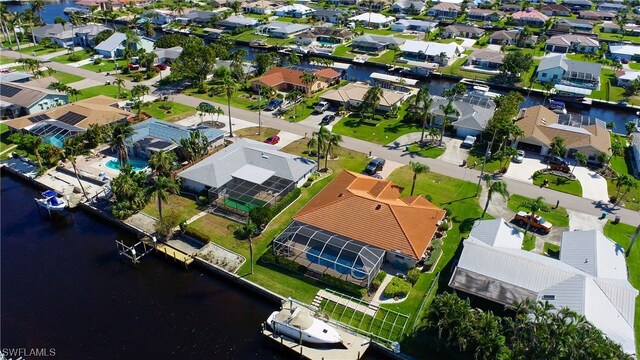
267,306,342,345
469,85,499,99
35,190,67,212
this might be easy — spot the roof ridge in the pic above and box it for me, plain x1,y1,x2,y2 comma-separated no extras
388,204,420,259
294,173,359,218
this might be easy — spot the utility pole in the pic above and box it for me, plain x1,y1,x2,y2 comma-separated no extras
475,130,497,197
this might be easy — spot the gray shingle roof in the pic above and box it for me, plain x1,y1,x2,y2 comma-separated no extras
430,95,496,131
128,118,224,148
537,54,602,75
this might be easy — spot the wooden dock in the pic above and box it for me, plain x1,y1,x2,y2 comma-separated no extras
153,241,194,267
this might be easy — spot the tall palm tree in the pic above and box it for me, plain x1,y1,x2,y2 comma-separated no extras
148,150,176,177
29,0,45,25
307,126,330,171
69,12,82,51
131,84,150,101
323,131,343,170
414,87,433,143
300,72,318,95
362,85,383,121
438,99,459,146
53,16,66,30
285,90,303,119
109,123,134,168
0,4,12,46
519,196,550,237
113,78,125,97
409,161,429,196
179,130,209,163
147,176,179,220
212,73,238,137
482,174,508,218
66,87,81,102
62,137,90,200
614,173,636,202
229,48,248,81
141,20,155,37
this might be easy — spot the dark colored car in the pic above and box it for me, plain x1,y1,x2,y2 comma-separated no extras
546,155,568,166
364,158,386,175
264,136,280,145
265,99,283,111
320,114,336,125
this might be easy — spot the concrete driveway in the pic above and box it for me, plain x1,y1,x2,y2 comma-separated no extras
457,38,477,49
504,156,546,183
568,209,607,231
571,166,609,203
378,159,404,179
299,110,339,131
275,131,302,149
437,137,468,165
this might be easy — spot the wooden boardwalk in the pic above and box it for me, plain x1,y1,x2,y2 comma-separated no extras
152,241,194,267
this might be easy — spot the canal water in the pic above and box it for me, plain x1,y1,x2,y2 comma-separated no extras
0,175,301,359
6,0,80,25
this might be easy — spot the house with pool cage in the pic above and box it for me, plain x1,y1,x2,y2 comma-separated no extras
178,138,316,219
272,171,447,288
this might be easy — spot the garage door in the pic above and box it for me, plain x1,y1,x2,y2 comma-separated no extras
517,142,542,153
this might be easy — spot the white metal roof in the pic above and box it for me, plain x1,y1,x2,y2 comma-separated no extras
349,13,395,24
560,229,629,279
370,72,419,86
231,164,275,185
554,84,592,95
467,218,523,249
400,40,459,58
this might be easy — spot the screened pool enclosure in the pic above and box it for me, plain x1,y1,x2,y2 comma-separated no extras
273,222,385,287
209,173,295,216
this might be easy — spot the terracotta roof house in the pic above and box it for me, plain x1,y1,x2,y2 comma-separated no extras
250,66,340,94
272,171,446,287
579,10,615,21
511,9,549,27
427,3,461,19
540,4,571,16
467,9,505,22
0,82,69,119
545,34,599,53
514,105,611,161
441,24,485,39
320,82,410,112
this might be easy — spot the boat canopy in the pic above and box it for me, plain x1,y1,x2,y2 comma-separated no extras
554,84,592,96
549,100,566,107
42,190,58,198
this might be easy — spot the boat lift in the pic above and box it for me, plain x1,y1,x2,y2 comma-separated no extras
115,237,155,264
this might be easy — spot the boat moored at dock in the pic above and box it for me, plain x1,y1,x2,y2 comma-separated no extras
35,190,67,212
267,304,342,345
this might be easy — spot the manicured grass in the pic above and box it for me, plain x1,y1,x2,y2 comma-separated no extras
589,68,630,104
543,242,560,257
439,57,492,81
368,50,400,66
507,194,569,228
596,28,640,44
565,53,601,63
234,127,279,142
603,221,640,355
18,44,61,56
332,44,356,59
466,148,507,174
0,56,15,64
522,234,536,251
141,194,202,221
0,123,14,154
52,71,84,85
629,62,640,70
231,32,296,46
184,88,261,112
76,85,122,101
142,101,196,122
356,26,395,36
80,59,129,73
532,172,583,197
331,104,419,145
50,51,93,64
407,143,445,158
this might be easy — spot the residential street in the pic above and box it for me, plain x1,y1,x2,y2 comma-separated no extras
5,49,640,225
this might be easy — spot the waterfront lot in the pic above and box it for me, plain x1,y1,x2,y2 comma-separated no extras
142,194,201,221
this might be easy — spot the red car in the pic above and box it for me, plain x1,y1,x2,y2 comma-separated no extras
264,136,280,145
154,64,168,71
128,63,140,70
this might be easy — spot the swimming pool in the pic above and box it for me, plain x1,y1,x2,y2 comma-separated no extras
43,134,66,148
105,158,149,172
306,247,367,279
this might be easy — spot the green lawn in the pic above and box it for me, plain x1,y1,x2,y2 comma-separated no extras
629,62,640,70
439,57,492,82
368,50,400,66
407,143,446,159
142,101,196,122
565,53,601,63
466,148,507,174
76,85,122,101
80,59,129,73
532,172,583,197
589,68,631,105
52,71,84,85
332,104,420,145
234,127,280,142
543,242,560,257
0,56,15,65
332,44,356,59
356,26,395,36
507,194,569,228
522,234,536,251
141,194,201,221
596,28,640,44
231,32,296,46
606,152,640,210
18,44,61,56
603,221,640,355
0,123,14,156
50,51,93,64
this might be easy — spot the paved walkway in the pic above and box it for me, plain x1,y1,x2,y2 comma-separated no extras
5,49,640,225
371,274,393,304
312,289,378,317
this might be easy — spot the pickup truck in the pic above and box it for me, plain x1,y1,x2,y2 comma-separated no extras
513,211,553,234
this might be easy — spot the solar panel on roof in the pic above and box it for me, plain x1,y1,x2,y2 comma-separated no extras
28,114,50,123
56,111,87,126
0,84,21,97
151,140,173,149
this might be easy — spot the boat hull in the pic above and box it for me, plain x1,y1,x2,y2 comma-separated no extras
35,198,67,212
267,311,342,345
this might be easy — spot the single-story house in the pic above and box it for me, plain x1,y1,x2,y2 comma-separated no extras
295,27,353,46
34,23,110,48
441,24,485,39
272,170,446,287
553,19,595,33
429,94,496,137
489,30,537,46
126,118,224,159
631,132,640,177
427,3,461,19
4,96,129,145
391,19,437,32
183,10,217,24
599,22,640,34
514,105,611,160
211,0,245,8
143,9,176,25
215,15,259,30
255,22,310,38
563,0,593,10
0,82,68,119
153,46,182,65
0,72,32,83
610,45,640,61
358,0,391,12
351,34,406,53
536,54,602,90
615,69,640,87
466,49,505,70
467,9,504,22
320,82,409,112
501,4,522,12
545,34,599,53
251,66,340,94
540,4,571,16
511,9,549,27
348,13,395,29
243,1,274,15
327,0,357,5
597,2,627,13
450,220,637,356
391,0,425,14
579,10,615,20
94,32,154,59
313,9,345,24
274,4,315,18
216,59,257,78
178,138,316,215
400,40,461,66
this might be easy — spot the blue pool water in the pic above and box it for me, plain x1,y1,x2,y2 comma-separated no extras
317,41,338,46
43,134,66,148
105,158,148,172
306,247,367,279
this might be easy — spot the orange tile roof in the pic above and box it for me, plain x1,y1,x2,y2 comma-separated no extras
253,66,340,88
293,171,446,260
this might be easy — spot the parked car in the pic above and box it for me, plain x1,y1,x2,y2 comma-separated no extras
314,101,329,114
460,135,476,149
264,136,280,145
154,64,168,70
512,150,525,163
90,54,103,61
546,155,570,172
364,158,385,175
320,114,335,125
265,99,283,111
128,63,140,70
513,211,553,234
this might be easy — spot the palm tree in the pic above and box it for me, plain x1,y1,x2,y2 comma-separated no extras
597,151,611,169
113,78,125,97
549,136,566,157
29,0,45,25
572,152,587,173
362,85,383,121
147,176,179,220
179,130,209,163
307,126,330,171
53,16,66,30
131,84,150,101
212,72,238,137
141,20,155,37
324,131,343,170
519,196,550,236
62,137,90,200
414,87,433,144
482,174,509,218
0,5,12,46
615,175,638,207
229,48,248,81
69,12,82,51
438,99,459,146
229,219,258,274
409,161,429,196
109,123,134,168
148,150,176,177
300,73,318,95
66,87,81,102
285,90,303,119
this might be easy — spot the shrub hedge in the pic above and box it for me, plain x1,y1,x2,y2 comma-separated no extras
383,277,412,299
406,267,421,285
249,188,301,228
371,270,387,291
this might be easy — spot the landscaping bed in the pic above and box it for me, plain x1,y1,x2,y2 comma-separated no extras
532,171,582,197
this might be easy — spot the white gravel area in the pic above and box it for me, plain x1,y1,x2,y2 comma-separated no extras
197,242,245,273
